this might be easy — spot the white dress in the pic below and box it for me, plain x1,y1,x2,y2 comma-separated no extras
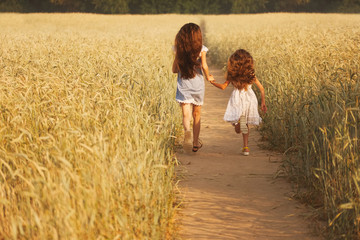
223,84,261,125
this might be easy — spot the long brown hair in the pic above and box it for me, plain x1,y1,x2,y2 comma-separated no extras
226,49,256,90
175,23,202,79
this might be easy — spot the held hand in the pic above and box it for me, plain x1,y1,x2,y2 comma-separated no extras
261,103,267,114
207,75,215,82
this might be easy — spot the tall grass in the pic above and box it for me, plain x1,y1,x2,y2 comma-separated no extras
0,13,203,239
2,12,359,239
204,13,360,239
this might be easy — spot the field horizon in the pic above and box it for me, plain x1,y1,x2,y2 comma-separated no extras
0,12,359,239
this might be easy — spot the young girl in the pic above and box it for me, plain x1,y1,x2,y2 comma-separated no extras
172,23,214,152
210,49,267,156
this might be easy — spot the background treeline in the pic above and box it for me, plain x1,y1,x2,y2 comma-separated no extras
1,0,360,13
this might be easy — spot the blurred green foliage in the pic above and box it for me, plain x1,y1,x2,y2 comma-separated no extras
0,0,359,13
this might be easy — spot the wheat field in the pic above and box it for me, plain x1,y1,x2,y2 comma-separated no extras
0,13,359,239
204,13,360,239
0,14,196,239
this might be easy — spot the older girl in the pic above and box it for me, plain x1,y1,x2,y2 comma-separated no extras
172,23,214,152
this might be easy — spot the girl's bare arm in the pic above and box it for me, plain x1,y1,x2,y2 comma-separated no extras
253,77,267,113
210,80,230,90
200,51,214,81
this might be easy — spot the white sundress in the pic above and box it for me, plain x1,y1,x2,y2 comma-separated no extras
175,45,208,106
223,84,262,125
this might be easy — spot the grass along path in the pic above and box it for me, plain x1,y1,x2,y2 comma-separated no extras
176,67,322,240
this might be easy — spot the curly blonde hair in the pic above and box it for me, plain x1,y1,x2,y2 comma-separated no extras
226,49,256,90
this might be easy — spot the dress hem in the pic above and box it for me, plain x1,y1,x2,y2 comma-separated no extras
224,119,262,126
176,99,203,106
225,121,261,126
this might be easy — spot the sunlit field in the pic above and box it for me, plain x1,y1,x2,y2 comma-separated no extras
0,13,359,239
0,13,192,239
205,13,360,239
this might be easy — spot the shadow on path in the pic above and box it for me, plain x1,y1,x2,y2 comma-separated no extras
176,67,321,240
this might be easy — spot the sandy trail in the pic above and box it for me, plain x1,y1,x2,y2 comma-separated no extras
176,68,321,240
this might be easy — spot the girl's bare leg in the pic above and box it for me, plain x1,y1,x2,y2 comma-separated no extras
181,103,192,132
181,103,192,151
242,125,250,152
235,123,240,133
192,105,201,146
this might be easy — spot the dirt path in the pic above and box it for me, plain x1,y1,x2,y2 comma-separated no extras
176,68,321,240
